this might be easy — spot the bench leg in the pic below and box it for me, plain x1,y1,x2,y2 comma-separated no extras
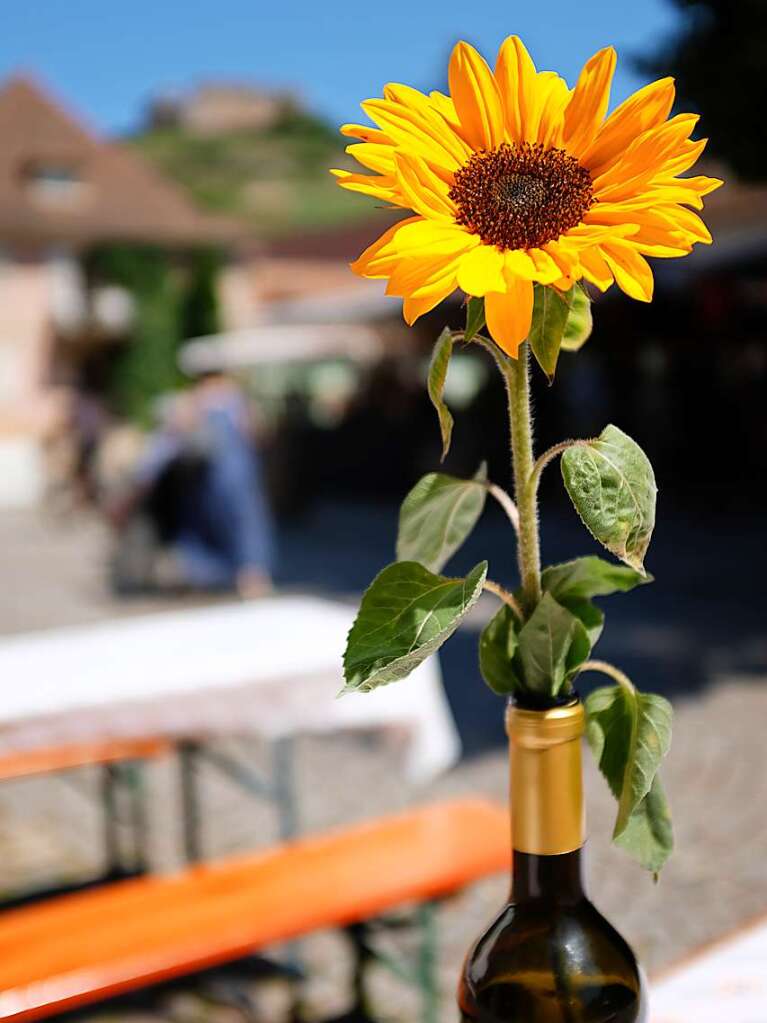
415,901,439,1023
179,741,203,863
102,763,122,876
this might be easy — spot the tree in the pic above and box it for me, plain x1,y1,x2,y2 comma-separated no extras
637,1,767,181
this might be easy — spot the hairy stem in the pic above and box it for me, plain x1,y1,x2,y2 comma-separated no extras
580,660,636,696
483,579,524,620
524,438,589,507
503,345,541,613
487,483,520,534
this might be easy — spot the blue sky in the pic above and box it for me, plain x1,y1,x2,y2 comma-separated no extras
4,1,679,135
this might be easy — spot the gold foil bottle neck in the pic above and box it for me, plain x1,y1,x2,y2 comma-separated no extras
507,699,585,856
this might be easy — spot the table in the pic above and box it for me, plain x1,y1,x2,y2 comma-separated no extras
652,912,767,1022
0,594,460,787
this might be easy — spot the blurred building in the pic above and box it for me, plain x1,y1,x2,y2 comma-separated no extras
0,76,256,505
148,83,300,136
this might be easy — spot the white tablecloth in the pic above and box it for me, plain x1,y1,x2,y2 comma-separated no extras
0,596,460,783
652,915,767,1022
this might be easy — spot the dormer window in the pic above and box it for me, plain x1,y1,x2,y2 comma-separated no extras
22,160,86,203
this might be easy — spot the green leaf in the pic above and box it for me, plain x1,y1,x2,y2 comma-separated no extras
541,556,651,603
528,285,572,382
561,286,593,352
479,604,522,695
427,327,454,460
563,616,595,680
585,683,673,872
561,425,657,573
561,597,604,647
343,560,488,694
397,465,487,573
516,592,579,696
615,776,674,876
464,297,486,342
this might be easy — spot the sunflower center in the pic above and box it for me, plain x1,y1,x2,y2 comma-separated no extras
449,141,594,251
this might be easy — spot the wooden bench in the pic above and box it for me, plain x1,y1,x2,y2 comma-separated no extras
0,798,509,1023
0,738,170,783
0,738,171,902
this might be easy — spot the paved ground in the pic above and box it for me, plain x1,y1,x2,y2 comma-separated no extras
0,506,765,1021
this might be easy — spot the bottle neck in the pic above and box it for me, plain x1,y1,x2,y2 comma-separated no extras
507,700,586,902
511,848,586,904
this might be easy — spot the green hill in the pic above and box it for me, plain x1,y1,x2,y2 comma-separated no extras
131,109,372,238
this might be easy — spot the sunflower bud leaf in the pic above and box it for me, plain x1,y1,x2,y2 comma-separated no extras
528,285,572,382
427,327,454,460
464,296,486,342
561,286,593,352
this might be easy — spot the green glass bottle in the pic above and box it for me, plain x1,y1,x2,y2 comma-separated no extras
458,700,647,1022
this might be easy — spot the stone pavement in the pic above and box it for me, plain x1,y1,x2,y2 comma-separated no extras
0,507,765,1021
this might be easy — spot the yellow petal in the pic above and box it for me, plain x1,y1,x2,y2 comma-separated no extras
593,114,701,199
395,152,456,219
578,246,614,291
331,169,402,204
429,90,461,128
340,123,391,145
495,35,538,143
449,41,505,151
350,216,422,278
562,46,617,158
503,249,540,280
402,283,455,322
580,77,675,175
456,245,506,295
534,72,571,148
355,217,479,278
346,142,396,175
362,98,467,170
600,240,654,301
485,277,534,357
527,247,564,284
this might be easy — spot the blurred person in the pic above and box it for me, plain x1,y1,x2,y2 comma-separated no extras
109,376,275,598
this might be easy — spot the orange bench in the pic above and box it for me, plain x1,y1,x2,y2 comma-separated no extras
0,799,510,1023
0,738,170,783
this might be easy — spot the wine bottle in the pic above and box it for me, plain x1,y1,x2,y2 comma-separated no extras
458,699,647,1022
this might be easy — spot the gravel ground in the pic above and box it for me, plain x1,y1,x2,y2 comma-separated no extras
0,508,765,1021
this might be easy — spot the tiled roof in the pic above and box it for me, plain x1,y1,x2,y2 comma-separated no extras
0,76,243,247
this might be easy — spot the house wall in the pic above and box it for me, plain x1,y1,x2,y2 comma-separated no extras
0,249,70,506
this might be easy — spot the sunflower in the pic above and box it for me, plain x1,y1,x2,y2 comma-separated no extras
333,37,722,356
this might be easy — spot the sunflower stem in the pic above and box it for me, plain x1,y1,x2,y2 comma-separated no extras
503,343,542,614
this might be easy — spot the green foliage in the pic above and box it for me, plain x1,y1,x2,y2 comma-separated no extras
541,556,650,603
528,285,573,381
637,0,766,181
131,110,369,236
480,592,591,700
561,425,657,573
343,560,488,694
585,683,674,872
88,245,185,424
427,328,455,460
180,247,222,340
397,466,487,573
464,297,486,342
516,593,588,697
479,605,521,696
478,556,651,701
561,286,593,352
